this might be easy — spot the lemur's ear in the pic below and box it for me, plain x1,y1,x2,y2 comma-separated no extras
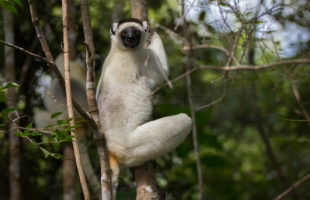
110,22,118,35
142,21,150,33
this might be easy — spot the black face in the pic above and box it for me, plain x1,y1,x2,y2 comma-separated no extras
120,27,141,49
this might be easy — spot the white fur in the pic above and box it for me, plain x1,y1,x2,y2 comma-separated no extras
34,54,87,126
96,22,192,167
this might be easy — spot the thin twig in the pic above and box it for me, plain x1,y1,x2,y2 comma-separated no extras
0,39,48,63
217,1,233,32
27,0,97,129
156,24,185,41
62,0,90,199
289,78,310,122
184,44,229,55
13,126,54,137
200,59,310,71
151,66,199,95
225,26,243,67
152,58,310,95
274,173,310,200
196,80,227,111
182,1,204,199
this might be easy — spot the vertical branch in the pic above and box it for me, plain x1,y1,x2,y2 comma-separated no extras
129,1,165,199
67,0,76,60
62,0,90,199
63,143,76,200
27,0,53,61
78,128,102,198
112,0,125,22
3,9,21,200
130,0,148,21
182,1,204,200
66,1,101,198
80,0,112,199
63,1,77,200
135,163,165,200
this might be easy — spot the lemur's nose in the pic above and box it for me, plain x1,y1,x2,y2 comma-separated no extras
126,30,138,41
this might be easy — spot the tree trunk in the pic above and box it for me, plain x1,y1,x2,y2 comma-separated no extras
112,0,124,22
63,143,76,200
135,163,165,200
63,1,77,199
130,1,164,199
130,0,148,21
62,0,90,199
3,9,21,200
80,0,113,198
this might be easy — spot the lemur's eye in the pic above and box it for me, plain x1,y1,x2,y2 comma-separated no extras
135,31,140,35
121,31,126,36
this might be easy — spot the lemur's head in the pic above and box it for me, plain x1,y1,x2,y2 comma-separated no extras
110,18,150,50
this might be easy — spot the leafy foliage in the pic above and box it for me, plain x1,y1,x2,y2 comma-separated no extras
0,0,22,13
1,0,310,199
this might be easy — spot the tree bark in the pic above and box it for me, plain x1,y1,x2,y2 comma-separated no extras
130,0,148,21
135,163,165,200
77,128,101,199
80,0,112,199
63,0,77,199
63,144,76,200
129,1,164,199
3,9,21,200
62,0,90,199
112,0,125,22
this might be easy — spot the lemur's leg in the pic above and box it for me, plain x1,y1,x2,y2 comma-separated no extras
123,113,192,167
109,153,120,200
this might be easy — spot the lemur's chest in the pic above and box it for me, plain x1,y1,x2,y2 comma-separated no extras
105,50,153,83
99,79,152,131
98,50,152,127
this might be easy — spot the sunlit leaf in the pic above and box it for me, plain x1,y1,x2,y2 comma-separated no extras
51,112,62,119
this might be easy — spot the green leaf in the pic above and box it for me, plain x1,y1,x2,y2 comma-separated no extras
12,0,22,7
53,153,64,159
1,107,16,118
2,3,17,13
56,120,65,126
1,82,19,90
266,30,276,34
198,11,206,21
65,118,74,123
13,131,23,136
40,148,50,158
219,2,227,6
0,0,22,13
44,124,54,129
26,122,33,129
245,11,252,17
40,147,64,159
51,112,62,119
